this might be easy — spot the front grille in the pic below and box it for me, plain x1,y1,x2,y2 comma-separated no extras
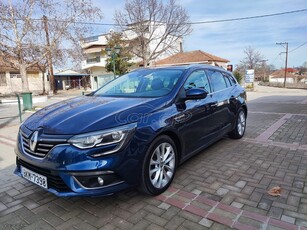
21,131,55,157
17,158,71,192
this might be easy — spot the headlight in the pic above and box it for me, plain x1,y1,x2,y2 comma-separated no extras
68,123,137,153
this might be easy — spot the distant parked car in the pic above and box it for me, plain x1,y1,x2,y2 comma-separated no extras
15,65,247,197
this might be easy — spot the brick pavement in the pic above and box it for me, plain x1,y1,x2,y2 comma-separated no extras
0,87,306,229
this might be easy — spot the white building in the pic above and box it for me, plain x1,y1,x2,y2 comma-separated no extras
81,22,183,90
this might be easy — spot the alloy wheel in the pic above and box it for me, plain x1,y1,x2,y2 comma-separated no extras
149,142,175,189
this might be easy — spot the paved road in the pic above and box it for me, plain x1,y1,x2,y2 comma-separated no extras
0,85,306,229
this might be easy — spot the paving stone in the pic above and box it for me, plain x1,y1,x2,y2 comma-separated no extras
250,191,263,203
299,203,307,214
158,202,170,210
147,223,165,230
287,195,300,207
268,207,283,219
238,216,263,229
231,201,244,209
191,189,202,195
235,181,247,188
0,202,7,212
178,210,202,223
281,215,296,224
75,221,97,230
98,223,116,230
145,213,167,227
258,198,273,210
129,210,148,225
209,222,233,230
143,204,165,216
199,218,213,228
296,219,307,228
164,215,185,230
181,219,207,230
111,216,134,230
293,181,304,189
216,188,229,196
22,219,54,230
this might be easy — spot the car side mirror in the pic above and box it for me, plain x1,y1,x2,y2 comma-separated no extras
185,88,208,100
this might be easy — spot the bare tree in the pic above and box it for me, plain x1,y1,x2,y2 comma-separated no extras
115,0,192,67
240,46,264,69
0,0,102,93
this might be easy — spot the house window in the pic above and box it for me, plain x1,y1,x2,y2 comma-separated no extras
0,72,7,86
10,71,21,78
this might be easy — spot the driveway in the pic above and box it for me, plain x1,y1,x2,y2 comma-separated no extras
0,85,306,229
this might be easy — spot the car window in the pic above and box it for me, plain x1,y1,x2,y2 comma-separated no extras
223,73,232,87
223,72,238,87
94,69,183,97
184,70,211,93
205,70,227,92
229,74,237,85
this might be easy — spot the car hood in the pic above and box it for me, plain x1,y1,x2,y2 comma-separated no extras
24,96,164,135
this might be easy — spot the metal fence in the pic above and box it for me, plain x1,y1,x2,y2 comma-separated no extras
0,95,23,124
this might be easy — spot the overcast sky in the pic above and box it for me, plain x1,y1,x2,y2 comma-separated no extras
92,0,307,69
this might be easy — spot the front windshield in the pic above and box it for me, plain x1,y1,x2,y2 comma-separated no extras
94,69,183,98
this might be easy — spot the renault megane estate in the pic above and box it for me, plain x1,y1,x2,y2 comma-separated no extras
15,65,247,197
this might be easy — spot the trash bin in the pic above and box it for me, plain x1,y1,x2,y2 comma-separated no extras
21,92,33,110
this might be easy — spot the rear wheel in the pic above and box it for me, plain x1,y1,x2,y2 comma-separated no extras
139,135,177,195
229,108,246,139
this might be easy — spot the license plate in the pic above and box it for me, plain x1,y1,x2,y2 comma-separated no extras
20,166,48,189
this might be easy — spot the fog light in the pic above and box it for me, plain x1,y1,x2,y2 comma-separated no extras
97,177,104,186
74,173,123,189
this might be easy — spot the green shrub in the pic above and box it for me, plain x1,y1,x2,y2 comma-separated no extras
233,71,243,84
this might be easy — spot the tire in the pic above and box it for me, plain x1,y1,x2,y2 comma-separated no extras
139,135,177,195
229,108,246,139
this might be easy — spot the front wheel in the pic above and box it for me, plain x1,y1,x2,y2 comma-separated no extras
139,135,177,195
229,108,246,139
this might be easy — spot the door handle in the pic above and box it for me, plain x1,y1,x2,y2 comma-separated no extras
210,102,218,108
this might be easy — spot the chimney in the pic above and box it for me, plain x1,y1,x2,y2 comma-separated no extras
179,42,183,53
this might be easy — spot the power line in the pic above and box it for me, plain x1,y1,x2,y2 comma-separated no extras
14,8,307,26
189,9,307,25
289,41,307,53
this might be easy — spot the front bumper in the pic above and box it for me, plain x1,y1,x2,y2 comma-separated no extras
14,127,144,197
14,157,131,197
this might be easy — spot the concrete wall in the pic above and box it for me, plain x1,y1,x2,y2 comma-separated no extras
0,71,49,95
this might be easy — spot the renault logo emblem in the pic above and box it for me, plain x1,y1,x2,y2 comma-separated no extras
30,131,39,152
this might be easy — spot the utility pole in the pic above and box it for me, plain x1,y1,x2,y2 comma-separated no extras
276,42,288,88
261,59,268,82
43,15,56,94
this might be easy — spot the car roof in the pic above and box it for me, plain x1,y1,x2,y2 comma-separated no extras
138,64,227,72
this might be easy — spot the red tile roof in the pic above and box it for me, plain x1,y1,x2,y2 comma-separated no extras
154,50,229,66
270,68,299,78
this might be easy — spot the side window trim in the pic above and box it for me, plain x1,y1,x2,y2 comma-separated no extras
205,69,228,92
183,69,212,93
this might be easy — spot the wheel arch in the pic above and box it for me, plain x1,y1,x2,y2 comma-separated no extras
241,104,248,116
158,130,182,163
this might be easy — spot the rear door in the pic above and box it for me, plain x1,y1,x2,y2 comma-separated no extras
205,69,234,132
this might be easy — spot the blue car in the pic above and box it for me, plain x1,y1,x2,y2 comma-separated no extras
15,65,247,197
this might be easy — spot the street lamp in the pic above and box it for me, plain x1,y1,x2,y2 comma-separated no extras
106,45,121,78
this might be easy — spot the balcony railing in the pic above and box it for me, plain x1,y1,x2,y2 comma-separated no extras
86,56,101,64
83,36,99,43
